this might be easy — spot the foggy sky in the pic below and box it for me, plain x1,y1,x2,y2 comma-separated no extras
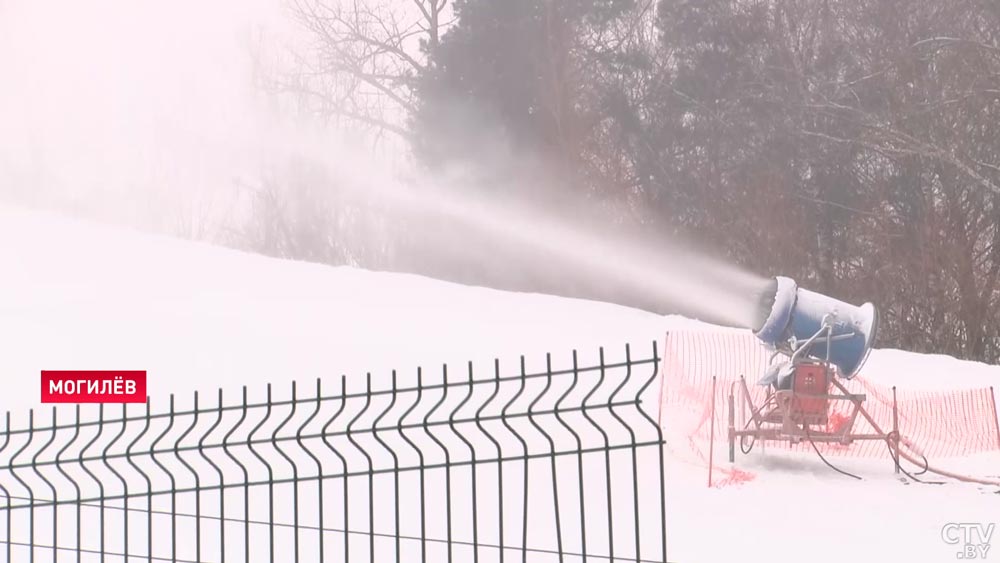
0,0,391,234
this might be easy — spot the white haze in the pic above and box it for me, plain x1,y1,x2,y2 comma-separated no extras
0,0,352,232
0,0,770,328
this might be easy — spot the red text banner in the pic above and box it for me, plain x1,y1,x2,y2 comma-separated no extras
41,371,147,403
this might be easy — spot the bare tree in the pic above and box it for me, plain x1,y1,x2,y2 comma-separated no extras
231,157,393,268
282,0,454,142
234,1,453,273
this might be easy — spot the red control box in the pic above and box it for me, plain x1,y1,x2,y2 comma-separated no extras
791,363,829,423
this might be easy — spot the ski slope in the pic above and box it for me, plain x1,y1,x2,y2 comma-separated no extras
1,203,998,563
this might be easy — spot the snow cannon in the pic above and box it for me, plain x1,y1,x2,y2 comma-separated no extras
728,277,895,472
750,276,878,380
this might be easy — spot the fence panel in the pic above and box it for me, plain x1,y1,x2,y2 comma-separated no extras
0,344,668,563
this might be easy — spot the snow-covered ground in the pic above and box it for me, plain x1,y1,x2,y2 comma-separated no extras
1,203,998,563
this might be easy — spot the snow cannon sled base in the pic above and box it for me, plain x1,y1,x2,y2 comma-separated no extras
726,362,899,463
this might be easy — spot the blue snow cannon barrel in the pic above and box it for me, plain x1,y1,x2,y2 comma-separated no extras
750,276,878,378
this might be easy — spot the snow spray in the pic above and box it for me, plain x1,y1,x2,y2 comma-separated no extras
361,177,771,328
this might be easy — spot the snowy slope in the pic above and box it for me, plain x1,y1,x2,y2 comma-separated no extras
1,203,998,563
0,204,698,409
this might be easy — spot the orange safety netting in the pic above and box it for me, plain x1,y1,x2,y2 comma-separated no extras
658,330,1000,485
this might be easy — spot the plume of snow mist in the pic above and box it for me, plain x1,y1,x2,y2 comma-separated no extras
362,176,772,329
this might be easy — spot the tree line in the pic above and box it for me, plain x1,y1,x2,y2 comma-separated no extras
242,0,1000,363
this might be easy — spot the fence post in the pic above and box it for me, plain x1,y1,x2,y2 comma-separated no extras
657,362,665,429
2,412,9,563
990,386,1000,450
708,376,717,488
728,385,735,463
892,386,900,474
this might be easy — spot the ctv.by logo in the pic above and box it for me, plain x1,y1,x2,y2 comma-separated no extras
942,523,995,559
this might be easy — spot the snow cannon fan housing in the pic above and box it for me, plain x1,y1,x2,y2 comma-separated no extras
751,277,878,379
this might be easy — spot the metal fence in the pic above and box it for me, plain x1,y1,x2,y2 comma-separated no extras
0,343,667,563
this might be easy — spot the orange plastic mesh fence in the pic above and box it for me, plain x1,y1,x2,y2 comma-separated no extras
658,330,1000,467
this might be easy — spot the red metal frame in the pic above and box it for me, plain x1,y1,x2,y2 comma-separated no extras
727,361,899,463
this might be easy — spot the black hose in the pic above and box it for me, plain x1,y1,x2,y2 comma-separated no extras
803,420,863,480
784,392,863,480
750,385,940,484
885,433,941,484
739,393,779,455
